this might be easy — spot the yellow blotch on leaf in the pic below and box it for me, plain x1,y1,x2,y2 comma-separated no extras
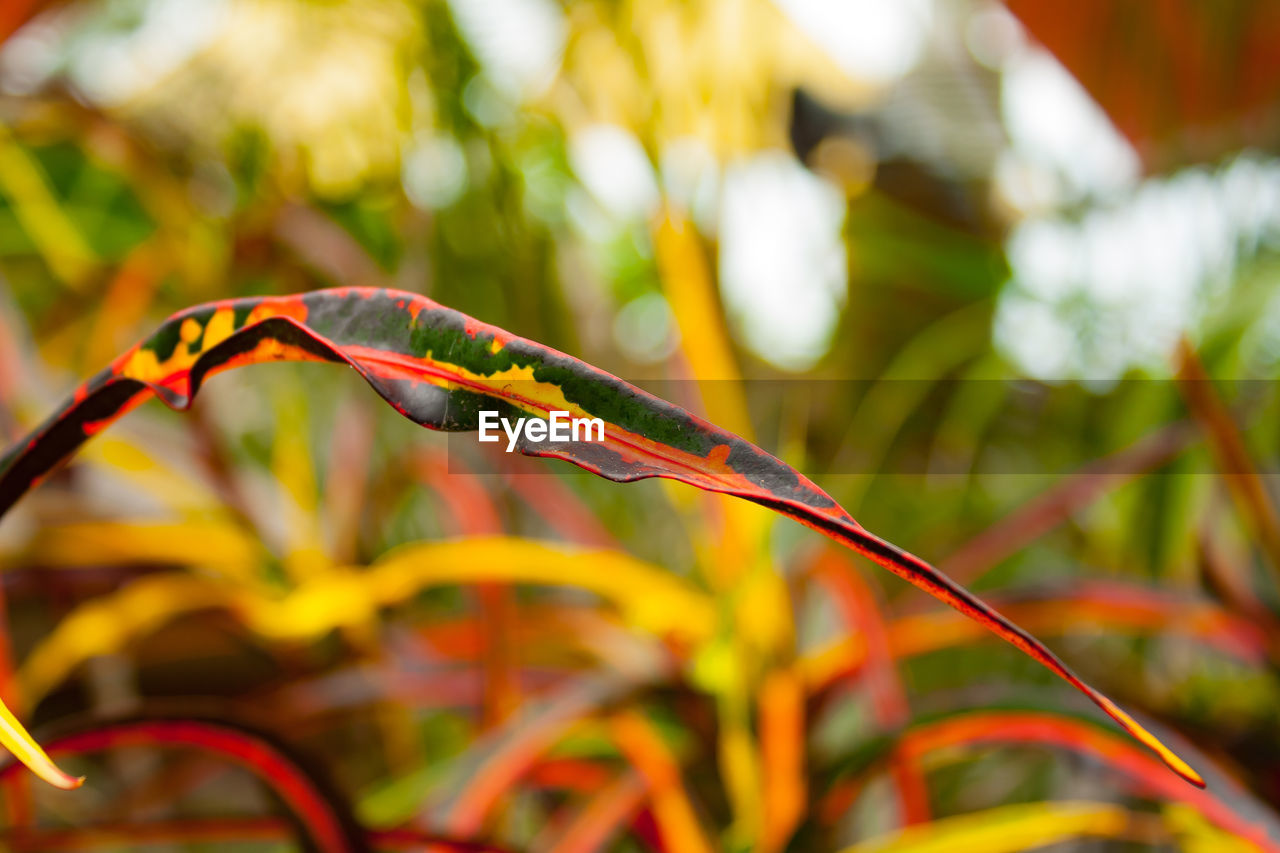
179,318,203,344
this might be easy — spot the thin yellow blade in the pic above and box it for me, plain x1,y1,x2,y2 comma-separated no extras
0,697,82,789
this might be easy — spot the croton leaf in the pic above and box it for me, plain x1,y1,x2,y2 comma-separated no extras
0,287,1205,789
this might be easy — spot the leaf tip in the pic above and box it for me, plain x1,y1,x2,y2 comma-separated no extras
1172,758,1207,789
1096,695,1205,789
48,770,85,790
1,702,85,790
25,752,84,790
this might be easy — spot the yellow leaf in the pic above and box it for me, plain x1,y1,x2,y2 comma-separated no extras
840,801,1164,853
271,392,331,580
0,125,97,290
87,436,224,512
0,698,82,790
655,212,752,435
6,519,263,585
19,574,241,704
21,537,717,704
354,537,717,646
1163,803,1263,853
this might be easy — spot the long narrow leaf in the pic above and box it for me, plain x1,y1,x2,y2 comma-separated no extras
538,770,646,853
837,800,1165,853
0,701,82,790
808,548,929,827
802,580,1270,693
0,287,1204,788
0,718,364,853
20,537,716,707
888,710,1280,851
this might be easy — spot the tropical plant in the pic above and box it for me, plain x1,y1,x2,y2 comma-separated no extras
3,1,1280,852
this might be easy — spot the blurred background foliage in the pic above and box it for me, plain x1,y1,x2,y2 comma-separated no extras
2,0,1280,850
